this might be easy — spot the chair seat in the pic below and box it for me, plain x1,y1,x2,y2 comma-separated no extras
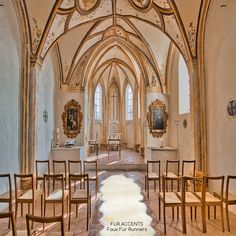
49,232,73,236
196,192,221,203
159,192,181,204
72,189,89,199
148,173,159,179
46,190,69,201
177,192,201,203
214,191,236,202
19,189,42,200
163,172,178,178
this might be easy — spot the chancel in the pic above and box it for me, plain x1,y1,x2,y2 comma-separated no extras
1,0,236,235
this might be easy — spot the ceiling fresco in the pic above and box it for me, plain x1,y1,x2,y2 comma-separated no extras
24,0,203,92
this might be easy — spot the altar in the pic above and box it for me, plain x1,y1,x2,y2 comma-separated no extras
50,146,85,162
146,146,177,173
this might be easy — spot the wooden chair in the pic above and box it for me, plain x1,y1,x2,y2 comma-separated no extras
14,174,43,221
36,160,50,189
43,174,69,217
0,212,16,236
158,176,182,234
68,174,91,230
177,176,206,234
214,175,236,232
196,176,225,232
53,160,67,188
144,160,161,199
68,160,82,175
84,160,98,197
26,214,73,236
181,160,196,177
0,174,13,228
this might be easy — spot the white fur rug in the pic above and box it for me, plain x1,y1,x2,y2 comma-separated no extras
99,175,155,236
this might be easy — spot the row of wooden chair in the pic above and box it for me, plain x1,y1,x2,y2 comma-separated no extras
0,212,73,235
145,160,196,198
159,175,226,234
36,160,98,196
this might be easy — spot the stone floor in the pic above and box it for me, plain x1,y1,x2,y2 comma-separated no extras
1,149,236,235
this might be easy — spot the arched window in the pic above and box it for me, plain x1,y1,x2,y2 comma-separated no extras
94,84,102,120
125,84,133,120
178,54,190,114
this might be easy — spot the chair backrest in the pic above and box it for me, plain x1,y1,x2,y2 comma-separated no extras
68,160,82,175
203,175,224,202
83,160,98,177
0,212,16,236
36,160,50,177
166,160,180,176
226,175,236,201
182,160,196,177
182,176,204,198
0,174,12,201
162,175,182,198
69,174,89,200
14,174,34,198
53,160,67,175
147,160,160,177
26,214,65,236
43,174,64,200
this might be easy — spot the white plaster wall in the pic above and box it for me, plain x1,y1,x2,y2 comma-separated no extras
205,1,236,213
35,52,56,166
0,1,21,209
168,50,194,163
126,121,134,148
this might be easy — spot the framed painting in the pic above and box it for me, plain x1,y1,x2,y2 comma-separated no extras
147,99,168,138
62,99,83,138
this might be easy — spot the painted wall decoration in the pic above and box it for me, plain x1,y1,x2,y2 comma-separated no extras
147,99,168,138
62,99,83,138
76,0,101,14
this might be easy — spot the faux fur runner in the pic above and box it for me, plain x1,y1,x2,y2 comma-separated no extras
99,175,155,236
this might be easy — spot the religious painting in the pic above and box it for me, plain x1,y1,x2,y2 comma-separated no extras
62,99,83,138
147,99,168,138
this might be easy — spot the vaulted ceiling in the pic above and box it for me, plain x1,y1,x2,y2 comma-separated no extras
23,0,203,92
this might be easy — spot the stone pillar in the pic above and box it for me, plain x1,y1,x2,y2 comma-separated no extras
27,59,41,173
190,59,206,172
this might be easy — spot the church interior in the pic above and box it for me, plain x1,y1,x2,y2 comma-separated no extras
0,0,236,235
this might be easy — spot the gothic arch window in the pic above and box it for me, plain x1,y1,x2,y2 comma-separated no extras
94,84,102,120
126,84,133,120
178,54,190,114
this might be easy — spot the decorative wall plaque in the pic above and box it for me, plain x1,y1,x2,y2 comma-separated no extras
147,99,168,138
227,100,236,118
43,110,48,123
62,99,83,138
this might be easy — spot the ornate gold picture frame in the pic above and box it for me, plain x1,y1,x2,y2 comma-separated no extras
147,99,168,138
62,99,83,138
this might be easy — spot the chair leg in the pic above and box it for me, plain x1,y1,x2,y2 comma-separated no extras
214,206,216,220
172,207,174,220
201,205,207,233
158,196,161,221
15,202,18,221
68,203,71,231
226,204,230,232
53,203,55,216
163,203,166,234
190,207,193,220
32,202,34,229
147,180,150,199
195,207,197,220
208,206,210,220
220,205,225,232
21,203,23,216
76,204,78,218
90,196,92,217
154,180,156,192
87,203,89,230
